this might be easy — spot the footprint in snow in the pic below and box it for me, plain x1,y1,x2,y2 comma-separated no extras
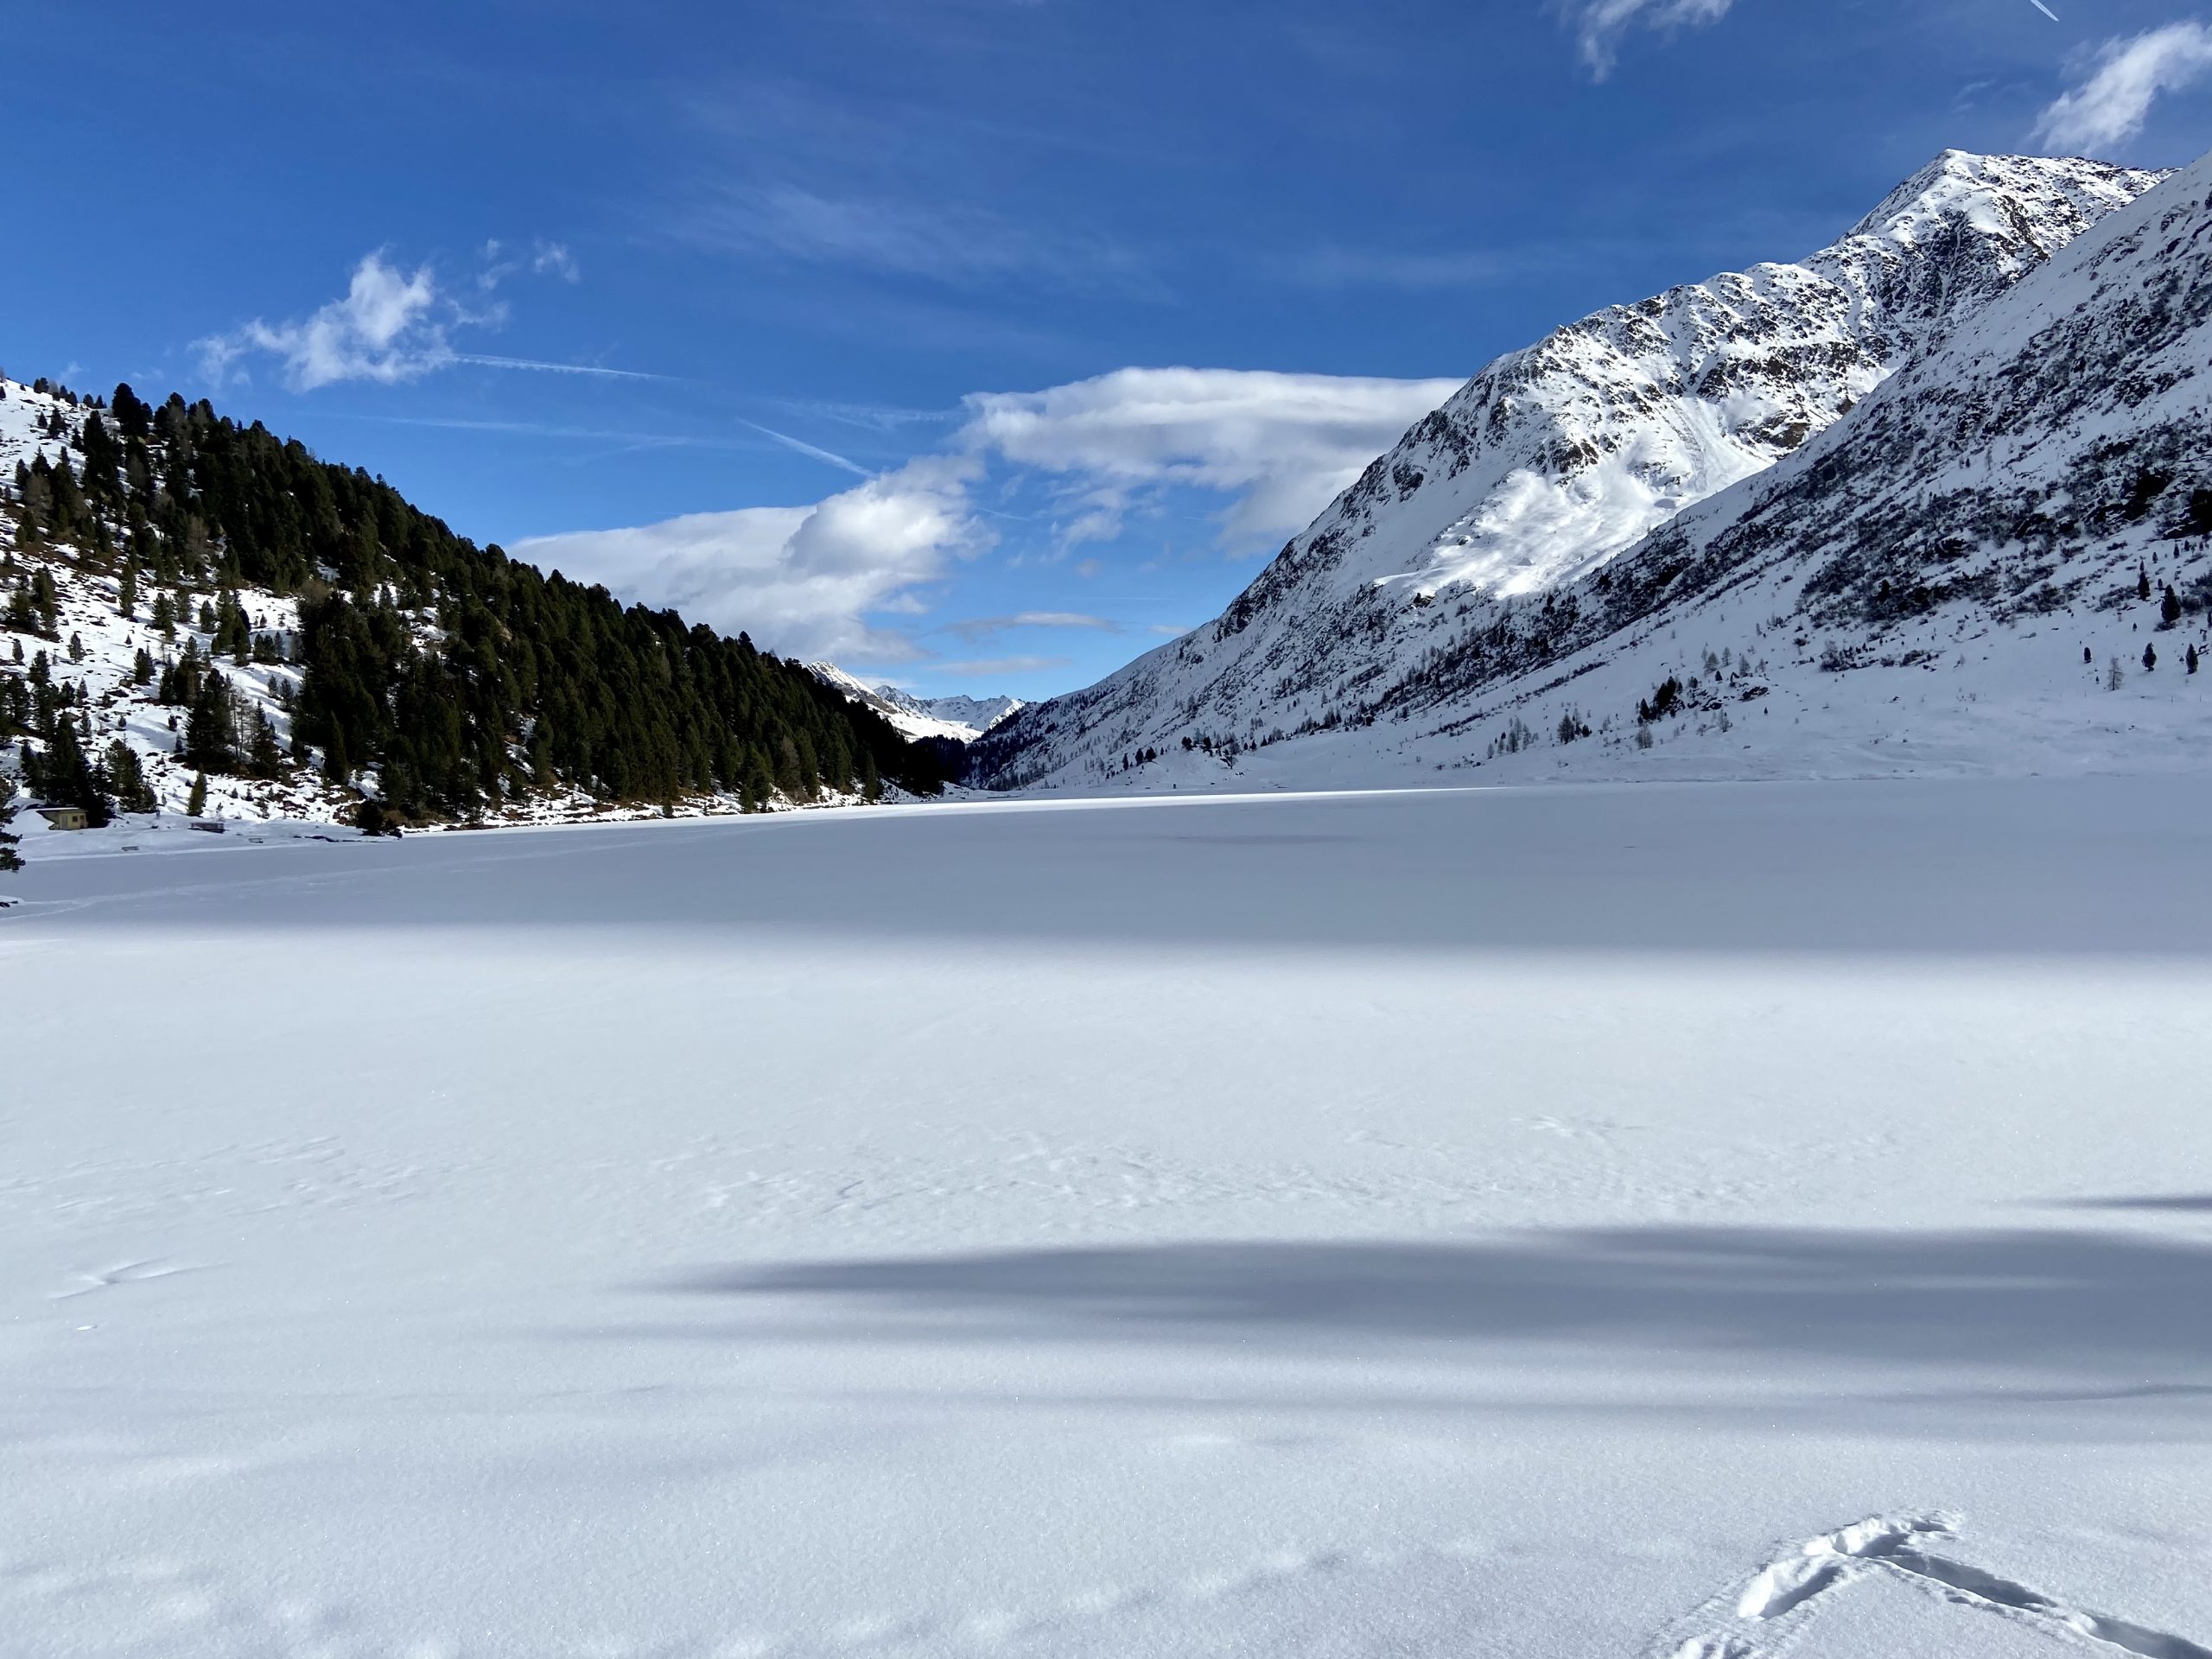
1650,1513,2212,1659
49,1260,204,1300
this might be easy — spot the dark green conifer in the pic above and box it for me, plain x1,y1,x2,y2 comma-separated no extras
0,773,21,871
102,741,156,814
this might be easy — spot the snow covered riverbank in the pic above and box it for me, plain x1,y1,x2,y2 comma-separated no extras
3,778,2209,1657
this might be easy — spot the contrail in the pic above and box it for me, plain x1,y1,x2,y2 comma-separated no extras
453,353,675,382
2028,0,2059,19
737,419,870,478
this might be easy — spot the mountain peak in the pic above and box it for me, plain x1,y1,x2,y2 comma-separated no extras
1840,150,2165,248
809,663,1022,743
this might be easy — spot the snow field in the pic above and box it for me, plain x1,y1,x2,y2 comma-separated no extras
3,778,2210,1656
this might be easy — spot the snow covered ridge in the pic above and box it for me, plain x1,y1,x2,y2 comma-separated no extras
973,151,2177,790
808,661,1023,742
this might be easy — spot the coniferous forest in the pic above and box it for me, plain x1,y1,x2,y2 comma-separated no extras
2,381,950,826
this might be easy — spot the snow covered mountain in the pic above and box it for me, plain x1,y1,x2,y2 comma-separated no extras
809,662,1022,742
973,151,2177,790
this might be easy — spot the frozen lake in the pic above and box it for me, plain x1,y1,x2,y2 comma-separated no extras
4,778,2210,1657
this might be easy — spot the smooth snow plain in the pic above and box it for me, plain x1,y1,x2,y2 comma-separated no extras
3,778,2210,1659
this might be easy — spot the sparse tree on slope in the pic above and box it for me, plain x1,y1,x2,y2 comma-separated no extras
0,773,21,872
102,741,156,815
27,721,113,828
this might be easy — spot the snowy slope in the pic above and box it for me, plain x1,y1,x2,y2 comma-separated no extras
0,379,360,827
1314,143,2212,792
0,381,900,843
7,781,2212,1657
975,152,2166,789
809,660,1022,741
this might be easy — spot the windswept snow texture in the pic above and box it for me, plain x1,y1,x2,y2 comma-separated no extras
809,661,1022,741
976,152,2171,790
6,779,2212,1657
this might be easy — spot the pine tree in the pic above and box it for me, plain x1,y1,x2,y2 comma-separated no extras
185,671,238,772
27,721,114,827
247,709,283,779
118,560,137,620
2139,566,2153,602
132,647,155,685
29,568,58,637
0,772,20,872
2144,641,2158,672
102,741,157,814
2190,645,2202,676
111,382,152,441
186,772,207,817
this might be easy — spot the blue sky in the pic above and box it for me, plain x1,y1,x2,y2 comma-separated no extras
10,0,2212,697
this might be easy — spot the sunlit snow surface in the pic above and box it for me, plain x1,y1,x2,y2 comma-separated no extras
4,780,2211,1658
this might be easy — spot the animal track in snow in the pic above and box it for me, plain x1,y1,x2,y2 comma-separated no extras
1655,1513,2212,1659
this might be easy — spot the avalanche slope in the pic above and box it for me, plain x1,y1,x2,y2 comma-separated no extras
973,151,2173,791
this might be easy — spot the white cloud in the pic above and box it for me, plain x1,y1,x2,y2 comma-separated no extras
1556,0,1735,79
507,366,1462,669
200,248,620,391
2034,22,2212,152
511,457,984,662
199,253,458,391
479,237,582,291
958,366,1464,547
532,240,580,282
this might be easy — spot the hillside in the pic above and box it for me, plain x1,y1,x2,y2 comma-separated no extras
0,378,951,842
972,151,2180,790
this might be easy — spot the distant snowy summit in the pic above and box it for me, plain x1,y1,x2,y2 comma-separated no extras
808,662,1023,743
973,150,2202,790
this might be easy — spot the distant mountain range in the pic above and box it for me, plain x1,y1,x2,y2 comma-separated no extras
808,663,1023,742
972,150,2212,790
